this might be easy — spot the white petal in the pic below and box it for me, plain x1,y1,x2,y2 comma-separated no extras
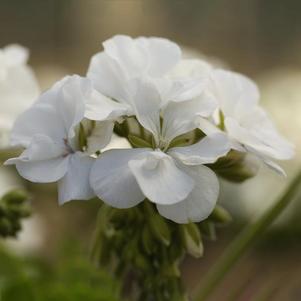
136,37,181,76
90,149,147,208
86,121,114,154
58,152,95,204
130,79,161,143
84,88,131,121
103,35,148,78
261,158,286,177
169,133,230,165
162,95,217,142
87,52,131,102
197,117,221,135
13,158,69,183
5,134,69,183
240,107,295,160
209,69,259,118
164,59,212,102
225,116,294,161
0,62,39,148
157,165,219,223
129,150,194,205
10,75,85,148
3,44,29,66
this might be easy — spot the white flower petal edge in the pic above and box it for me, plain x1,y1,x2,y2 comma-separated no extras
103,35,182,78
90,149,147,209
203,68,295,174
87,36,211,112
169,133,230,165
90,133,230,222
5,134,69,183
0,44,39,148
128,150,195,205
157,165,219,224
58,152,95,204
5,75,114,203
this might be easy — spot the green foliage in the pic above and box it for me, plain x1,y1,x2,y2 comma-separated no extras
0,189,31,238
92,201,232,301
0,245,121,301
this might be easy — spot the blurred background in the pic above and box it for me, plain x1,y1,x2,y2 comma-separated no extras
1,0,301,300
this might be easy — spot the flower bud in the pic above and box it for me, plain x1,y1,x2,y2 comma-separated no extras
180,223,204,258
210,151,259,183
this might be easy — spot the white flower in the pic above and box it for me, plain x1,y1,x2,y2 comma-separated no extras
85,35,212,124
0,44,39,148
199,69,295,175
5,75,112,204
90,80,230,223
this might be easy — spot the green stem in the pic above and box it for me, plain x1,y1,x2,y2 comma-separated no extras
195,170,301,301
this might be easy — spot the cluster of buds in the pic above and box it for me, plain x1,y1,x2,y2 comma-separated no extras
92,202,231,301
0,189,30,238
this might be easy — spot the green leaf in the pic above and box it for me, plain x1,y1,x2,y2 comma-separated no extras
78,122,88,151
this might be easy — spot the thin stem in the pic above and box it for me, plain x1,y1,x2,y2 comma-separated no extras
195,170,301,301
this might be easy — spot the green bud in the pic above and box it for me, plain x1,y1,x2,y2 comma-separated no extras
0,217,13,236
128,134,153,148
210,205,232,225
162,261,181,278
180,223,203,258
2,189,28,205
6,204,31,218
200,221,217,241
78,122,88,151
210,151,259,183
148,213,171,246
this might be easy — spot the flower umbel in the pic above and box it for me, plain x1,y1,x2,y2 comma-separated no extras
4,35,295,301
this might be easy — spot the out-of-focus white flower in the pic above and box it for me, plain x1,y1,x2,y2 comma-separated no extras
0,44,39,148
5,75,112,204
90,80,230,223
199,69,295,175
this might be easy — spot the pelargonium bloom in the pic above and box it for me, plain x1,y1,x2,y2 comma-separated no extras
5,75,112,204
85,35,212,124
198,69,295,175
90,80,230,223
0,44,39,148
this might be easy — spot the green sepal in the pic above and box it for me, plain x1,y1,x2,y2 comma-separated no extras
200,221,217,241
180,223,204,258
210,151,259,183
149,213,171,246
78,122,88,151
209,205,232,225
128,134,153,148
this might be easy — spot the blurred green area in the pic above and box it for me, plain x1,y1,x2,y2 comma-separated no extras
0,242,121,301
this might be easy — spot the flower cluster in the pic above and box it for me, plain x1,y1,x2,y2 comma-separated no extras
5,35,294,224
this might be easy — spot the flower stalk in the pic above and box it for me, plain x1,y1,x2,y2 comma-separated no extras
195,170,301,301
91,200,231,301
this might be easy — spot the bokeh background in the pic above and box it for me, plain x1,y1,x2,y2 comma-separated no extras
1,1,301,300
